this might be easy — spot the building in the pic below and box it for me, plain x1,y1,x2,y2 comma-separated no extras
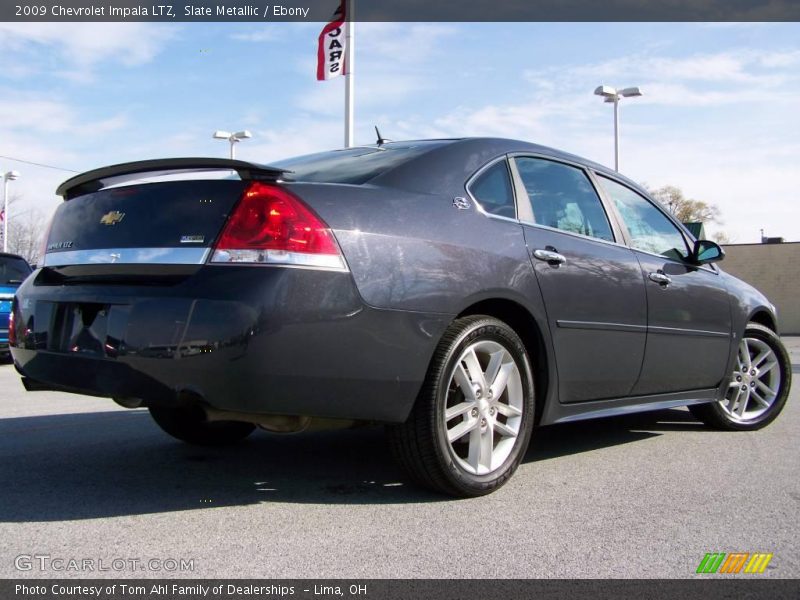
721,242,800,334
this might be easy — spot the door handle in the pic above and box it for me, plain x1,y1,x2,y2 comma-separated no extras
648,271,672,287
533,249,567,266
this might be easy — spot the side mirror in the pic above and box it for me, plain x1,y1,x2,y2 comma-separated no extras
692,239,724,265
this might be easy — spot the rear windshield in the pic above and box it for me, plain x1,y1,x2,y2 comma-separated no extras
272,141,447,184
0,256,32,284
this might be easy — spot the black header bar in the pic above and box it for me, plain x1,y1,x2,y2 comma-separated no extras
2,0,800,22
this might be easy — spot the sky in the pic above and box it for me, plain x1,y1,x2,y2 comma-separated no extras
0,21,798,243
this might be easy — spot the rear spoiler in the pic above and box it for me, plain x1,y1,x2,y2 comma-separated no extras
56,157,290,200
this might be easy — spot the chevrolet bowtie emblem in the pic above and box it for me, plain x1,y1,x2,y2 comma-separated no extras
100,211,126,225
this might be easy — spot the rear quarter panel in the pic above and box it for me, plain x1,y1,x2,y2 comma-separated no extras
287,182,545,319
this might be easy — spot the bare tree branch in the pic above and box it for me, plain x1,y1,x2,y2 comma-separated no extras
4,197,48,265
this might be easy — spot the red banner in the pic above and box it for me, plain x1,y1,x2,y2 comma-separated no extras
316,1,347,81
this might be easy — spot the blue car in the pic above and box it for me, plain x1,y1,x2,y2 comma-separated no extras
0,253,32,356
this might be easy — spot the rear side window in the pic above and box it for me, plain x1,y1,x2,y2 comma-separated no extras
597,176,689,260
515,158,614,242
0,256,32,283
469,160,516,219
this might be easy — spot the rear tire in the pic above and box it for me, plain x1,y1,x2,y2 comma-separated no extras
149,405,256,446
387,315,536,497
689,323,791,430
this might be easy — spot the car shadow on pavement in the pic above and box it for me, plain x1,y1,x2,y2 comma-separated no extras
0,407,704,521
527,407,704,462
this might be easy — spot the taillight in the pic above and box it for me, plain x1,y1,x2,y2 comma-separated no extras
8,305,16,346
211,182,346,270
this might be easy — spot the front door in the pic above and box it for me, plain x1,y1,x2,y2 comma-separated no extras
595,175,733,395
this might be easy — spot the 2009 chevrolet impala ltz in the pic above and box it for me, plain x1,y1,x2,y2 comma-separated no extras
9,138,791,496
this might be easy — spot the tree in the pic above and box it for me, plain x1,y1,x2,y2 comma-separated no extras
645,184,733,243
8,210,47,265
647,185,721,224
3,195,49,265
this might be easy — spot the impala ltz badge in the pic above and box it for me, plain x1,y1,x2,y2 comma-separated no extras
180,235,205,244
47,241,73,251
100,211,126,225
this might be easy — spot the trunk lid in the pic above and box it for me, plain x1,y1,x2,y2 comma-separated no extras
44,158,288,273
44,179,248,267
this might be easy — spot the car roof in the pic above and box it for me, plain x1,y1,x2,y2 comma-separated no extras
0,252,28,262
368,137,646,196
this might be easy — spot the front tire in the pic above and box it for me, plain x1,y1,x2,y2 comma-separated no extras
149,405,256,446
689,322,791,430
387,316,536,497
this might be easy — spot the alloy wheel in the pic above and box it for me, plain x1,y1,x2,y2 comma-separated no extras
443,340,524,475
721,336,781,422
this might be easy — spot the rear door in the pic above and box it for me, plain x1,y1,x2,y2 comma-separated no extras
509,156,648,403
595,175,733,395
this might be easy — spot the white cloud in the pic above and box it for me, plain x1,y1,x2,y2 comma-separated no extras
295,71,436,117
239,118,344,162
524,49,800,104
357,23,458,63
633,82,798,107
230,25,285,43
0,23,175,80
0,94,128,136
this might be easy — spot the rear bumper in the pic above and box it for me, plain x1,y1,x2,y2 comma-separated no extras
11,266,450,422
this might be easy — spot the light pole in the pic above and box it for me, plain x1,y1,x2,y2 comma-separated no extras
594,85,643,171
212,130,252,160
2,170,20,253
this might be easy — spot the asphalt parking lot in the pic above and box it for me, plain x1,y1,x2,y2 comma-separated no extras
0,340,798,579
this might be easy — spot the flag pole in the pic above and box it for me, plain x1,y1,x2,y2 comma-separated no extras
344,0,355,148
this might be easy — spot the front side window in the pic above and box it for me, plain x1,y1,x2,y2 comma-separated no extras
514,157,614,242
597,176,689,260
469,160,516,219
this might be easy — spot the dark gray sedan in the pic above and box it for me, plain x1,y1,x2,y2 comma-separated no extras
9,138,791,497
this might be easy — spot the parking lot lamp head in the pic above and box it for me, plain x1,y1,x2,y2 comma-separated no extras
212,130,253,160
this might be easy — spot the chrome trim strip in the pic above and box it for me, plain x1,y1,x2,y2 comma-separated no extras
631,247,719,276
43,248,211,267
520,220,629,250
506,150,599,172
556,320,647,333
210,249,348,271
557,319,729,338
648,325,731,338
101,169,240,190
